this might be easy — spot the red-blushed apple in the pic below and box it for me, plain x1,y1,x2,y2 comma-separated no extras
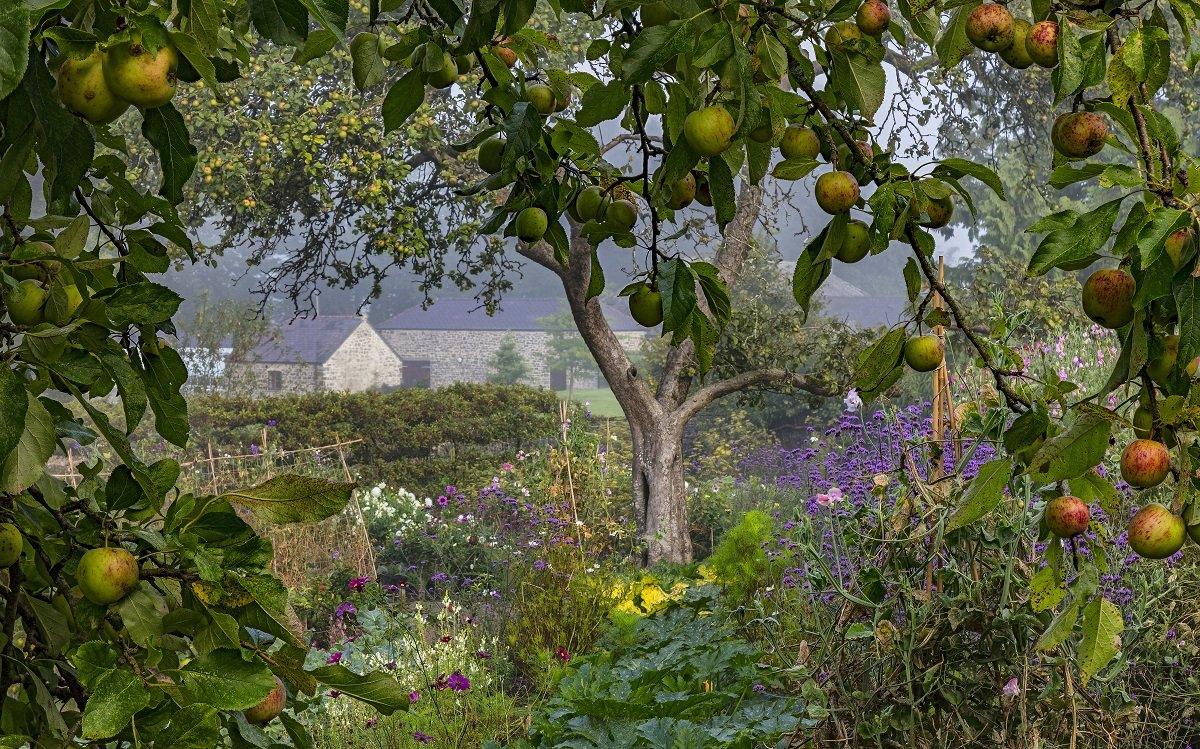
1120,439,1170,488
1127,503,1186,559
1045,496,1089,538
244,677,287,724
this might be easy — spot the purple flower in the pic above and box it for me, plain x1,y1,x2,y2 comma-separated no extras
444,671,470,692
266,419,278,427
1002,677,1020,698
413,731,434,744
334,601,357,619
328,690,341,698
347,576,369,592
365,717,378,729
325,652,343,665
409,690,421,703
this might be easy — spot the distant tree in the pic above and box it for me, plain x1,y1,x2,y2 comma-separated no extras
180,293,275,394
487,334,532,385
540,311,595,392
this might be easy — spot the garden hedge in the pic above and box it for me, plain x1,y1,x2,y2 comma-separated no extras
186,384,563,494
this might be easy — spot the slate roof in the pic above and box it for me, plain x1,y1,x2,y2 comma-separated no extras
379,297,644,332
820,296,909,329
244,316,364,364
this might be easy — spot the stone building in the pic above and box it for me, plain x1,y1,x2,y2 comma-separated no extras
228,315,403,394
378,298,647,389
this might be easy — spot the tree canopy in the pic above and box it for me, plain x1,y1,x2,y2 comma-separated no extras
1,0,1199,741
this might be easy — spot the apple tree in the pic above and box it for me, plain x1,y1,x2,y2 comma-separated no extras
2,0,1200,738
0,2,415,746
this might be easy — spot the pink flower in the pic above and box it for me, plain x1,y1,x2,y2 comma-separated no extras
409,690,421,703
1002,677,1020,698
815,487,844,507
501,462,514,472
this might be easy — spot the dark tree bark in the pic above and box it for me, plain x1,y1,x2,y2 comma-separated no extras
517,183,833,564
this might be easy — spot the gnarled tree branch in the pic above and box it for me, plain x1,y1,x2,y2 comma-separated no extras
677,367,837,422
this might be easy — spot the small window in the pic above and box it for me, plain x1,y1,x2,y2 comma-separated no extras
402,360,431,388
267,370,283,391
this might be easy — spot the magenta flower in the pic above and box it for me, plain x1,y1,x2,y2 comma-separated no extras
347,576,369,592
409,690,421,703
554,646,571,663
325,652,343,665
447,671,470,691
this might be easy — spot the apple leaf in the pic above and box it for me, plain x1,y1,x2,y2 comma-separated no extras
1028,410,1113,484
218,474,355,524
309,664,412,715
1079,596,1124,684
82,669,151,739
1,394,55,495
176,648,277,710
945,458,1014,532
0,2,29,102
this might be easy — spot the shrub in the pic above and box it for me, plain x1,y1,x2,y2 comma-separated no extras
706,509,775,604
186,383,563,494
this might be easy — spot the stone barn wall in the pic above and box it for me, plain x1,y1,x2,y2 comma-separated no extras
229,362,322,395
380,329,648,389
321,322,404,392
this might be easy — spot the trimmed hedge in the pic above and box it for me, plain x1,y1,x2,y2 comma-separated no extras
186,384,563,495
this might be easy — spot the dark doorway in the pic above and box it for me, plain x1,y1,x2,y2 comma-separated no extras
402,360,432,388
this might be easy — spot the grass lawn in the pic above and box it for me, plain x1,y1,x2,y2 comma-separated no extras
558,387,623,418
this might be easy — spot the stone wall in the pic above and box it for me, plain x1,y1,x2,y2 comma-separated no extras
228,361,322,395
322,321,404,391
380,328,648,389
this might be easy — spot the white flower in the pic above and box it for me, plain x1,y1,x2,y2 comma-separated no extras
844,388,863,411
